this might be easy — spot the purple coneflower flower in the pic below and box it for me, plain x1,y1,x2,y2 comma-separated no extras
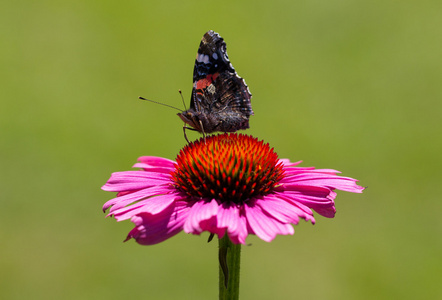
102,133,364,245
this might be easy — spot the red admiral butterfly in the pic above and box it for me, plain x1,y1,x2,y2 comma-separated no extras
178,30,253,139
140,30,253,142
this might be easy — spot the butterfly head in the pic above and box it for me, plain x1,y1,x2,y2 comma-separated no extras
177,110,203,133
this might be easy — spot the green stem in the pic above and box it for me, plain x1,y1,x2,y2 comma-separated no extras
218,235,241,300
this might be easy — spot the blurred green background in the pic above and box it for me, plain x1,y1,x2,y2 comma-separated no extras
1,0,441,299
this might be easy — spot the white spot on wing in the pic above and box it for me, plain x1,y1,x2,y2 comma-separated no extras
197,54,210,64
212,53,218,60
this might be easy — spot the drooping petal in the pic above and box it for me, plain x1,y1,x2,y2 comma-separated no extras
281,190,337,218
217,203,240,235
103,185,174,213
132,156,176,174
102,170,171,192
226,209,249,244
112,193,183,221
132,164,175,174
127,201,191,245
183,199,219,234
255,195,301,225
244,201,294,242
283,167,339,176
138,156,176,168
282,172,364,194
279,159,303,167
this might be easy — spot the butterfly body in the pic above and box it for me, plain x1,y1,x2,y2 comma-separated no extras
177,30,253,135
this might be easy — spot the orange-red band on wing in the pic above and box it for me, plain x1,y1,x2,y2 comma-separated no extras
195,72,220,90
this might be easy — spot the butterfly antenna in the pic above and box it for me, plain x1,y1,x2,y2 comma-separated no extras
139,96,183,112
178,90,188,111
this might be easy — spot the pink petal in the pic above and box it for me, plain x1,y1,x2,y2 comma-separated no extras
279,159,303,167
283,168,340,176
127,201,191,245
217,204,240,231
273,193,317,222
255,196,301,225
282,173,364,193
103,185,174,213
137,156,176,168
215,203,248,240
226,210,248,244
244,202,294,242
278,190,335,218
132,163,175,174
112,194,180,221
102,170,171,192
183,199,219,234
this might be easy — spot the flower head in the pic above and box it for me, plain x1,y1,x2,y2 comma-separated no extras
102,133,364,245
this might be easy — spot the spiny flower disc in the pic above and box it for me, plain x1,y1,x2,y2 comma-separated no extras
171,133,285,204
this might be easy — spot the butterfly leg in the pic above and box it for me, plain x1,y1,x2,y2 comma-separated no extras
183,125,191,144
199,120,207,143
182,125,201,143
182,122,206,143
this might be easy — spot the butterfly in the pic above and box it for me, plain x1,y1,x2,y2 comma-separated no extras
141,30,253,142
178,30,253,141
